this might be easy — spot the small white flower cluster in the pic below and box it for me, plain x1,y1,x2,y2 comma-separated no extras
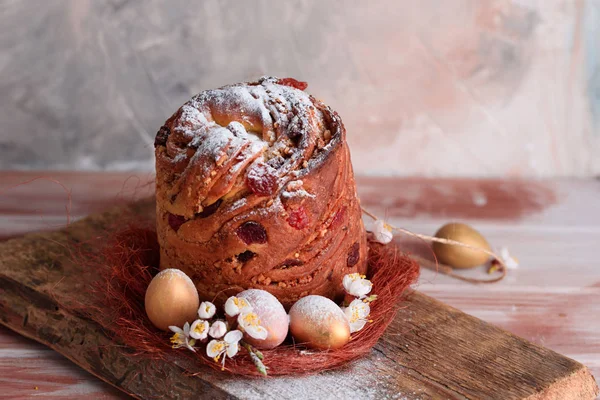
169,301,226,352
341,273,375,333
224,296,268,340
169,297,267,369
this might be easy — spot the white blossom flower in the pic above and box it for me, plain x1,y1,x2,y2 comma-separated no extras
372,219,393,244
207,330,244,369
169,322,196,352
343,299,371,333
224,296,253,317
209,320,228,339
189,319,209,340
499,247,519,269
198,301,217,319
343,273,373,299
237,311,268,340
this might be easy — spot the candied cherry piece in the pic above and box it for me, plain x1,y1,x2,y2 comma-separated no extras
287,207,309,230
168,213,187,232
277,78,308,91
347,242,360,267
236,221,267,245
246,163,278,196
330,206,347,230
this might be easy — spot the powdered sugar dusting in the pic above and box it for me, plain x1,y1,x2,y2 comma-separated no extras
282,180,315,199
172,152,188,163
229,198,248,212
155,268,195,286
162,77,336,207
190,126,241,163
239,289,286,320
247,161,273,181
281,189,315,199
175,104,208,138
220,355,423,399
290,295,347,326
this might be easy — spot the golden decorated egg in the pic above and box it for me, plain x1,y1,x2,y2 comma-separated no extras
238,289,289,349
145,268,199,331
289,295,350,350
433,222,491,269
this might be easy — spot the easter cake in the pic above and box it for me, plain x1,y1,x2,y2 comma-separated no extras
154,77,368,308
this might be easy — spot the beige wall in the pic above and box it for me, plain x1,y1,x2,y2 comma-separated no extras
0,0,598,177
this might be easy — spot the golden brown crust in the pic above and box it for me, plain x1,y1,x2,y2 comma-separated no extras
154,77,367,307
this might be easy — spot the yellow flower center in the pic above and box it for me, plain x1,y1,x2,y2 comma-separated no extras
194,323,206,334
351,309,360,323
170,332,183,347
213,342,225,352
233,297,249,308
211,342,226,362
348,273,367,282
243,312,261,327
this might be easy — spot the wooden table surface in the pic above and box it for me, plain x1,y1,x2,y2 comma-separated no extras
0,171,598,399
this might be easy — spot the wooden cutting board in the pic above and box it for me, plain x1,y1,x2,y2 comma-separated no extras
0,197,597,400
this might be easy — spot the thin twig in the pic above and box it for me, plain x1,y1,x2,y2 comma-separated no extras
410,254,506,284
362,207,507,284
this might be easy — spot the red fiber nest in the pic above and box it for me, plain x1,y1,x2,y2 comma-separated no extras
84,224,419,377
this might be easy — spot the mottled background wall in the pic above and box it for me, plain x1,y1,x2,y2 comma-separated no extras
1,0,599,177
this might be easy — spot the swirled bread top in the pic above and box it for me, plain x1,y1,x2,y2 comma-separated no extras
155,77,341,219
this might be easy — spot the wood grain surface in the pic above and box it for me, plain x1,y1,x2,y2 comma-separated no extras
0,171,599,399
1,0,599,177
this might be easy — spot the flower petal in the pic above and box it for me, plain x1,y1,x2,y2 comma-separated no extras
350,319,368,333
343,306,352,320
357,304,370,319
372,219,393,244
245,325,268,340
499,247,519,269
207,340,225,358
169,326,184,334
226,341,239,358
224,297,240,317
237,297,252,312
190,319,209,340
350,299,370,318
224,329,244,344
198,301,217,319
186,338,197,352
183,321,191,335
342,273,357,292
209,320,227,339
238,310,258,328
349,279,372,297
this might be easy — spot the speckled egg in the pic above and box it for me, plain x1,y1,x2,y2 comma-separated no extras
145,268,199,331
289,295,350,350
238,289,289,349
